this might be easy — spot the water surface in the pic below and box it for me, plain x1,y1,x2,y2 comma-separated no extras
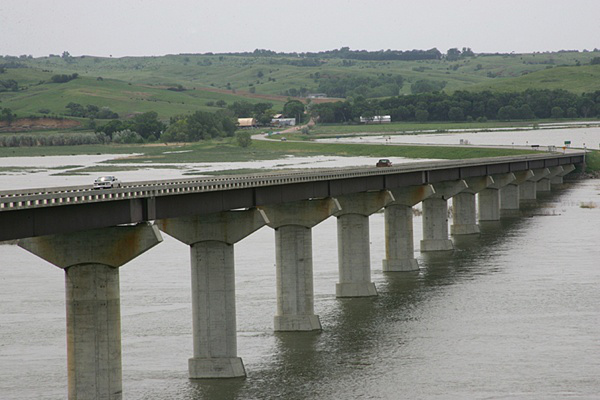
1,179,599,399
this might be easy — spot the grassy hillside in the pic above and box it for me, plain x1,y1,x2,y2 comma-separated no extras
1,50,599,122
467,65,600,93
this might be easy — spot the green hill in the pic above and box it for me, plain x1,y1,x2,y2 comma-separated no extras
1,50,599,122
466,65,600,93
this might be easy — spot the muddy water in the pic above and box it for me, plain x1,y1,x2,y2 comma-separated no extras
1,179,599,399
319,126,600,150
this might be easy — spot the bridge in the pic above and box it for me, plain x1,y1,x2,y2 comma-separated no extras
0,151,584,399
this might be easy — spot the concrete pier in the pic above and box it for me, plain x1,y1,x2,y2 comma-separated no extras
500,170,534,217
451,176,494,235
551,164,575,185
261,198,340,331
478,173,516,221
157,209,268,378
334,191,393,297
519,168,550,203
18,223,162,400
383,185,435,271
421,180,467,252
537,166,564,192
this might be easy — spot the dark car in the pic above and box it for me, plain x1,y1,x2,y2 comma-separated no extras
376,159,393,167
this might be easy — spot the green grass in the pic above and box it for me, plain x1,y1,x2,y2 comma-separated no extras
467,65,600,94
0,137,535,165
2,51,599,121
584,150,600,173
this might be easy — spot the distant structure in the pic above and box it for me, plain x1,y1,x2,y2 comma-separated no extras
307,93,327,99
360,115,391,124
237,118,257,128
271,117,296,127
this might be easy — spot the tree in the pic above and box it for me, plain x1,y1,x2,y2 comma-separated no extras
236,131,252,147
518,104,535,120
550,106,564,119
446,48,461,61
283,100,305,124
0,108,16,125
129,111,165,140
497,105,518,120
410,79,446,94
96,119,124,139
448,107,464,121
415,109,429,122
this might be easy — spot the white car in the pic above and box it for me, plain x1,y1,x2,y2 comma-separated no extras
93,176,122,189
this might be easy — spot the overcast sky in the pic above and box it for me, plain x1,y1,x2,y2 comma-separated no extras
1,0,599,58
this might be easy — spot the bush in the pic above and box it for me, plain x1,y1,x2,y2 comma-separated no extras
113,129,144,144
236,131,252,147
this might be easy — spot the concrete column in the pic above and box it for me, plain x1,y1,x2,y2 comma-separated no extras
451,176,493,235
260,198,340,331
500,170,534,217
551,164,575,184
421,180,467,252
520,168,550,203
383,185,434,271
156,209,268,378
18,223,162,400
478,173,516,221
537,166,564,192
333,191,393,297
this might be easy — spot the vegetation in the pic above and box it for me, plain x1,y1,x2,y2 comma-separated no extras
1,49,599,122
0,136,536,164
310,89,600,123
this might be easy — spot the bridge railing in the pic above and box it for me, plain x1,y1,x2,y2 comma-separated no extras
0,152,584,211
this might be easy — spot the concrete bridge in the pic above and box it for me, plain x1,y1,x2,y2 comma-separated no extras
0,152,583,399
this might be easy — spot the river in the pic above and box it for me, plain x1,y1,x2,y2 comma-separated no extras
1,129,600,399
318,125,600,150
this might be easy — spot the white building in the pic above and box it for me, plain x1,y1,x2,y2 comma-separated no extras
360,115,392,124
271,118,296,127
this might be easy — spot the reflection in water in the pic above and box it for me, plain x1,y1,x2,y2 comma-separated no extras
1,181,600,399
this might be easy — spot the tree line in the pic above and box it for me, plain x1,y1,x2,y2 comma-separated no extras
216,47,444,61
310,89,600,123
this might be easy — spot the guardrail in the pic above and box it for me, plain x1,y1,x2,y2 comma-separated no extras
0,152,583,212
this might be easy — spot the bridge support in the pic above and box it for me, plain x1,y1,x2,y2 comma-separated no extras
18,223,162,400
156,209,267,379
537,166,564,192
519,168,550,203
451,176,493,235
500,170,534,217
421,180,467,252
551,164,575,184
334,191,393,297
478,173,516,221
383,185,434,271
261,198,340,331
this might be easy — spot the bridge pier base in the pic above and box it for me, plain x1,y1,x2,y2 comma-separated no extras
261,199,339,331
334,192,392,297
157,209,267,379
537,166,564,192
520,168,550,203
551,164,575,185
421,180,467,251
500,170,534,217
478,173,516,221
18,223,162,400
451,176,493,235
383,185,434,271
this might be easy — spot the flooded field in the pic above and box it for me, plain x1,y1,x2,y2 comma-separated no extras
319,125,600,150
